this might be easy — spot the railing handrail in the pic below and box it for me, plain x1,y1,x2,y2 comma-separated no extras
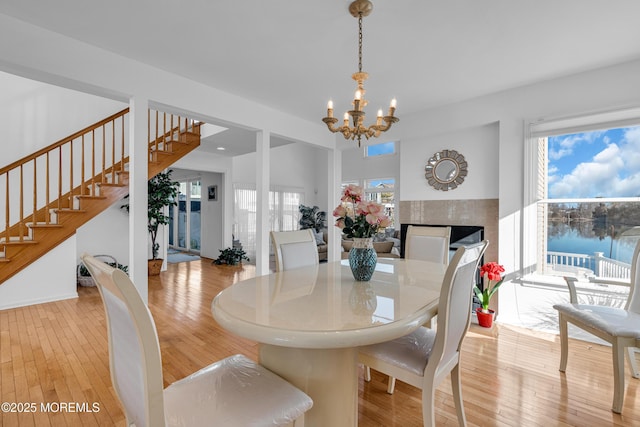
0,108,130,176
547,250,632,279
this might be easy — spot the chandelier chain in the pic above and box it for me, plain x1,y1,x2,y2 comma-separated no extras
358,14,363,73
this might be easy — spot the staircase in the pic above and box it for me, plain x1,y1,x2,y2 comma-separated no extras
0,108,202,284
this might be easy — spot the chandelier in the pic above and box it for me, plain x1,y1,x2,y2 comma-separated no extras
322,0,398,147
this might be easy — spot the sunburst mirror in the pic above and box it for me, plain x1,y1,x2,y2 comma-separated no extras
424,149,468,191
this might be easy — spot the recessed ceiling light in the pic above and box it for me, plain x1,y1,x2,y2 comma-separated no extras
217,146,226,151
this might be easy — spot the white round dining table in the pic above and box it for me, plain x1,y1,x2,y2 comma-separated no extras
212,258,445,427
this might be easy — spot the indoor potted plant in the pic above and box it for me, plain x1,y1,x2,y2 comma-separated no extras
473,261,506,328
213,247,250,266
122,170,180,275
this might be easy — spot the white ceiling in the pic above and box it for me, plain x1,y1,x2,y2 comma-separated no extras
2,0,640,153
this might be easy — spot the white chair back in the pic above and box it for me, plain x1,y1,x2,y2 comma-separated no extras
428,240,488,379
271,229,318,272
627,238,640,313
81,253,165,427
405,225,451,265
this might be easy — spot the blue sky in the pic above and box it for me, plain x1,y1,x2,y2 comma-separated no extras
547,125,640,198
366,141,395,157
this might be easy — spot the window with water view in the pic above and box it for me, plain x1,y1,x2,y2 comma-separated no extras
539,125,640,279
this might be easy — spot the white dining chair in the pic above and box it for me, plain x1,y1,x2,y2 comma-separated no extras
270,229,319,272
553,239,640,414
359,240,489,426
405,225,451,265
365,225,452,389
81,253,313,427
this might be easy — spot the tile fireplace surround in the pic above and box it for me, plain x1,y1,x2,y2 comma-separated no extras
399,199,499,266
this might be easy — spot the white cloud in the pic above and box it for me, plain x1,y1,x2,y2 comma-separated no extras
549,127,640,198
548,130,603,161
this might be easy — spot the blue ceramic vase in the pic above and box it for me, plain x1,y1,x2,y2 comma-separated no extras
348,238,377,281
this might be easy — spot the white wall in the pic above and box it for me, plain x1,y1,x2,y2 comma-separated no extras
0,237,77,310
76,204,130,267
400,122,499,201
233,142,329,212
0,71,126,165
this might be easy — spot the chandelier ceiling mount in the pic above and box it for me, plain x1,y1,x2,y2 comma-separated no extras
322,0,398,147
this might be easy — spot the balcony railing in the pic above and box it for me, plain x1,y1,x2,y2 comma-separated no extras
546,251,631,280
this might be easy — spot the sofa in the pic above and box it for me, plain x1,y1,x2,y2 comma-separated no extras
313,229,401,261
340,238,399,259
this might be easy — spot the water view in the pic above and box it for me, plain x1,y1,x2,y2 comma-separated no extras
548,221,639,264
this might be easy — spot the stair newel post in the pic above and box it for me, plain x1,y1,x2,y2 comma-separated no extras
91,129,96,195
81,134,85,196
19,164,24,240
57,146,62,211
69,139,74,207
121,115,125,173
4,171,9,236
45,151,50,224
33,158,37,226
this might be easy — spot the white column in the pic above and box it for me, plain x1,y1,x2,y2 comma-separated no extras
129,96,149,302
222,168,233,249
327,146,342,262
255,130,270,275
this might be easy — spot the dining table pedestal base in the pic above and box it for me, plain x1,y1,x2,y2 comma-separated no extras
259,344,358,427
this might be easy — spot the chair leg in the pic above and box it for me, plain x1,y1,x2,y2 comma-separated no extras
627,347,639,379
421,378,437,427
558,314,569,372
450,363,468,426
364,365,371,382
612,341,625,414
386,376,396,394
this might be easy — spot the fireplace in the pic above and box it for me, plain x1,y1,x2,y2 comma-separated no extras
399,224,484,259
400,224,484,294
398,198,499,313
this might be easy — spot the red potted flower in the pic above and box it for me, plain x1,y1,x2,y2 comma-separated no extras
473,262,506,328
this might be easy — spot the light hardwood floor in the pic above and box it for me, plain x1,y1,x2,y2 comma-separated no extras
1,258,638,426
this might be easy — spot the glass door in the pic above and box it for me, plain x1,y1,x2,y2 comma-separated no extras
169,180,201,253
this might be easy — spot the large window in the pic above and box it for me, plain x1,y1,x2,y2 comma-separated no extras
529,114,640,279
233,184,304,262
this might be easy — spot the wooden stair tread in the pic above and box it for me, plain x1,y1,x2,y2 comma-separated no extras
53,208,87,213
26,223,62,228
98,182,126,188
0,239,38,245
76,195,108,199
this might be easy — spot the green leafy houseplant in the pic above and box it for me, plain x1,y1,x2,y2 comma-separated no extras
121,170,180,260
213,247,250,265
473,262,506,313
